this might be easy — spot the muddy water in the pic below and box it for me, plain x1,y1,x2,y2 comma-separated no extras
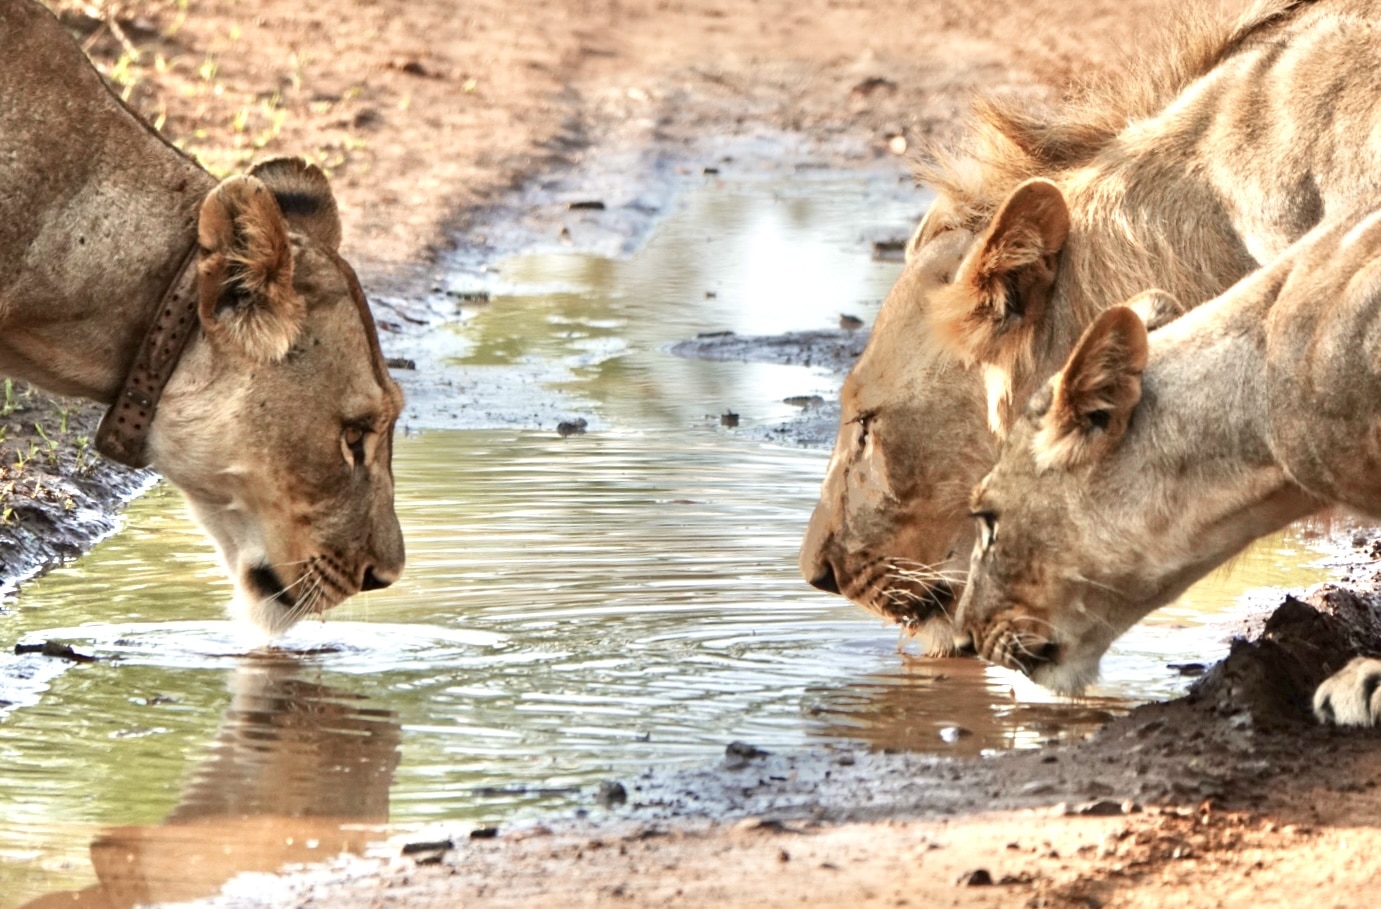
0,173,1342,907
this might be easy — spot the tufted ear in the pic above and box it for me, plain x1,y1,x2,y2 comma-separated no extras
1033,305,1147,472
938,178,1070,366
248,156,342,251
197,173,306,362
1122,288,1185,331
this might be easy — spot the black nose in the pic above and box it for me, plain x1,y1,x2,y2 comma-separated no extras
361,567,393,592
808,561,841,595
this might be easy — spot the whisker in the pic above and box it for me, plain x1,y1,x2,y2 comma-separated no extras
1069,572,1127,601
887,566,969,586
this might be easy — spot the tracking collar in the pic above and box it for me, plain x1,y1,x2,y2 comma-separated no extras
95,243,201,469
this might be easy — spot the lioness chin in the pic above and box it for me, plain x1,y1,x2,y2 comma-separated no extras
957,206,1381,725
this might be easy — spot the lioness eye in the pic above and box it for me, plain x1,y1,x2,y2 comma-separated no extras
342,425,367,467
851,411,876,446
972,510,998,553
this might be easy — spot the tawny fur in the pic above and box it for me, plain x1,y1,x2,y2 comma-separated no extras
197,175,306,363
959,205,1381,722
801,0,1381,642
1032,306,1147,472
0,0,405,635
917,1,1313,222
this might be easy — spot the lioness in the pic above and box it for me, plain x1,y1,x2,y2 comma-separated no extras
801,0,1381,649
0,0,404,634
956,207,1381,724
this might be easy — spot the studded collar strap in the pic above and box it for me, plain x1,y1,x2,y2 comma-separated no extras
95,243,201,469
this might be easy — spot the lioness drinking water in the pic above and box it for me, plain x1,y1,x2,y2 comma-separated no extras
801,0,1381,654
0,0,404,633
956,207,1381,725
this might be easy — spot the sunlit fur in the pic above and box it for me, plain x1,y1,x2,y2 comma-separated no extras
0,4,405,635
197,175,306,363
1315,657,1381,727
957,207,1381,722
916,1,1336,429
150,159,406,637
802,0,1381,643
1031,307,1148,473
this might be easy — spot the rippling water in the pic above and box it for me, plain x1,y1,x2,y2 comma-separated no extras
0,173,1342,907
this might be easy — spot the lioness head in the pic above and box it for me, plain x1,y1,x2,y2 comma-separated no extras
800,210,996,650
801,180,1079,644
955,303,1254,691
954,306,1152,690
150,158,405,636
801,177,1191,642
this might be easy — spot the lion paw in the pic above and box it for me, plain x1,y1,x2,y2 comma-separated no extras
1313,657,1381,726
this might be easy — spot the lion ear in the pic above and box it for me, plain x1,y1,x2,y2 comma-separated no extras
1123,288,1185,331
1033,305,1147,472
907,198,954,263
942,178,1070,364
248,156,342,251
197,173,306,362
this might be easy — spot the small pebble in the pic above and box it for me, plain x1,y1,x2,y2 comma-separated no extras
957,869,993,887
596,780,628,808
939,725,972,744
557,417,588,437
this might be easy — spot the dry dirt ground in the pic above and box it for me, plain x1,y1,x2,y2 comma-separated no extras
16,0,1381,905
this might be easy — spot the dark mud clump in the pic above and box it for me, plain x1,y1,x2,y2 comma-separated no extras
0,384,155,597
1189,585,1381,729
669,328,866,372
670,328,867,447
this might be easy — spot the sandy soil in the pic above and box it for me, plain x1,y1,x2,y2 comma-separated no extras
16,0,1381,905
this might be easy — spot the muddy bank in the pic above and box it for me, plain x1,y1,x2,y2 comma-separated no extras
15,0,1381,904
669,327,869,446
184,565,1381,908
0,391,154,603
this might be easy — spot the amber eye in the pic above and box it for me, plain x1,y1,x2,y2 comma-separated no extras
851,411,876,446
972,510,998,554
342,425,367,466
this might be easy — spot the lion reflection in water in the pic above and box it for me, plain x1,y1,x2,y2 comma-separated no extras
24,658,401,908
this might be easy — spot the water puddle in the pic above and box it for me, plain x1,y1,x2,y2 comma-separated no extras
0,173,1346,907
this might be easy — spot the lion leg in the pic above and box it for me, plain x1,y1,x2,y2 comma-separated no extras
1313,657,1381,726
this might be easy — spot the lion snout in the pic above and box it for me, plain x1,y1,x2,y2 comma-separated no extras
974,610,1061,676
360,565,395,592
804,558,841,595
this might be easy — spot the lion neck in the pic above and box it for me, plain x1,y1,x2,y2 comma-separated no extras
0,1,215,404
1057,151,1259,335
984,122,1264,423
1128,265,1322,578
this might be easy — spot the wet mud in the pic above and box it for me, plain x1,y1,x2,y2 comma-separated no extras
0,392,154,602
669,328,868,446
13,0,1381,903
169,563,1381,908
